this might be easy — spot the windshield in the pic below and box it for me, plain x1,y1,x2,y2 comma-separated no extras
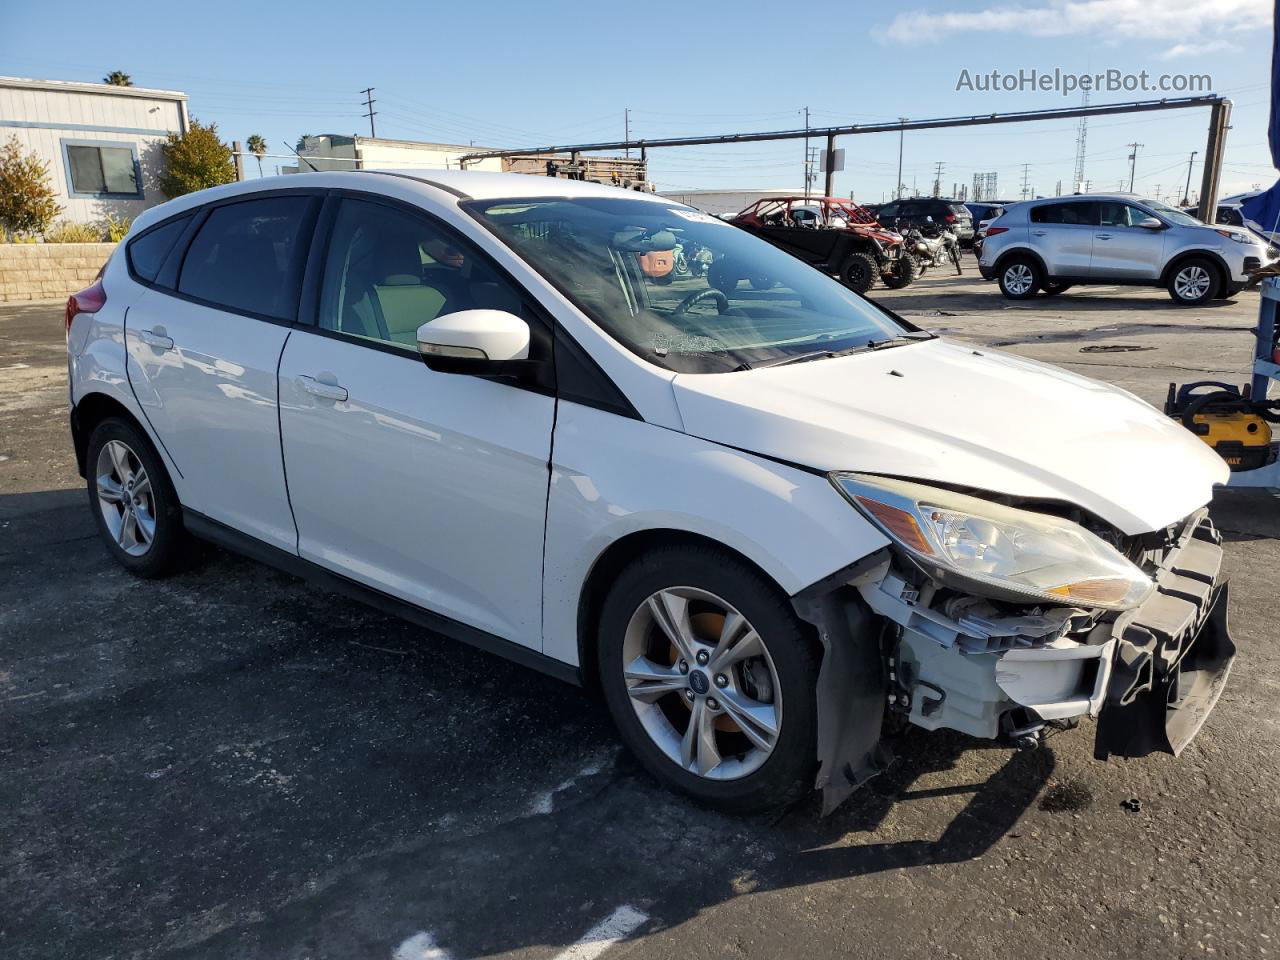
466,196,910,373
1138,199,1202,227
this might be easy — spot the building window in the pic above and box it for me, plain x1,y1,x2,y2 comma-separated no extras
60,140,142,198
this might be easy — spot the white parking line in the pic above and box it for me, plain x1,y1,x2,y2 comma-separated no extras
393,930,452,960
552,905,650,960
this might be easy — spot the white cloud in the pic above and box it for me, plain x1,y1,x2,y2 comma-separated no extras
882,0,1270,45
1158,39,1239,59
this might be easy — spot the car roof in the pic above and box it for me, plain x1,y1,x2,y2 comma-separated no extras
127,168,672,234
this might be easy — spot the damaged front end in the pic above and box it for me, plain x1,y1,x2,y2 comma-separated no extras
796,476,1235,815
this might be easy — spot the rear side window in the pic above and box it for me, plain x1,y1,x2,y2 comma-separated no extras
126,215,191,284
178,196,313,320
1031,202,1099,226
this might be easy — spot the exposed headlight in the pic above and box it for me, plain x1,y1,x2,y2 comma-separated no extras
831,473,1154,611
1216,229,1255,245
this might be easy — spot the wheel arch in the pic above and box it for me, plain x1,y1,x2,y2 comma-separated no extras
992,245,1048,279
575,528,791,692
1160,249,1230,288
71,391,147,478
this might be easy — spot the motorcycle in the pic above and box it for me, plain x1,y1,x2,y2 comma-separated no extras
901,217,963,276
674,239,714,279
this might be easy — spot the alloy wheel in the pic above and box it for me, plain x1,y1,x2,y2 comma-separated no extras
95,440,156,557
1004,263,1034,295
622,587,782,781
1174,265,1212,301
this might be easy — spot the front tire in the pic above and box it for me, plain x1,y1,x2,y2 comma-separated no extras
85,417,186,577
839,251,879,293
881,253,919,289
597,546,819,814
1168,257,1220,306
998,257,1041,299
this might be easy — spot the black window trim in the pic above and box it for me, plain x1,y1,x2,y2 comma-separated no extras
125,210,198,288
132,187,326,327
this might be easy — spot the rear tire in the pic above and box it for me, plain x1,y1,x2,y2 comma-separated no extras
596,546,819,815
85,417,187,578
881,253,919,290
839,251,879,294
1167,257,1220,306
997,257,1042,299
708,261,739,294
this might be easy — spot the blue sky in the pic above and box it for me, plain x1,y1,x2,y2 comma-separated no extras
1,0,1273,202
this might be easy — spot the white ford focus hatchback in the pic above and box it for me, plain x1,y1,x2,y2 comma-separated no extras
66,171,1236,814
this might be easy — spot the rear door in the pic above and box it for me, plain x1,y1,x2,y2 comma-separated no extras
1029,201,1097,277
1090,202,1167,280
124,192,319,550
277,194,555,646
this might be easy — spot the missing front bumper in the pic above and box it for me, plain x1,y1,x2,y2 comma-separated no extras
1094,538,1235,761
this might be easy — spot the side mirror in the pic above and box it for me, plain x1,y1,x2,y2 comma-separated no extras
1137,216,1164,230
416,309,533,378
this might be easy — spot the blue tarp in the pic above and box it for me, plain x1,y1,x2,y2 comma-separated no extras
1241,0,1280,234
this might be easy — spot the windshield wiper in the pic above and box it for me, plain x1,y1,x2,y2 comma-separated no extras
735,331,933,371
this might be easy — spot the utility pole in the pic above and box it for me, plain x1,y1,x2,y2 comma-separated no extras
803,106,810,202
360,87,377,138
896,117,907,199
1020,164,1031,200
624,108,631,159
931,161,944,198
1181,150,1198,206
1126,142,1143,192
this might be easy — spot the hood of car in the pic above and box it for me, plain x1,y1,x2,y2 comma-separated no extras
671,338,1229,535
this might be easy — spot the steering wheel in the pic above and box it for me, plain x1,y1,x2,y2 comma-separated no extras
673,288,729,315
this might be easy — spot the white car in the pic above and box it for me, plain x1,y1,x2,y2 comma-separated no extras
66,171,1235,814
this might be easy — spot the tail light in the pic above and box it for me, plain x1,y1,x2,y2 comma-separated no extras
65,279,106,337
945,213,957,223
985,226,1010,238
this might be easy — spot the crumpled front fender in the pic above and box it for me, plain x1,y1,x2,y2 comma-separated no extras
791,550,893,815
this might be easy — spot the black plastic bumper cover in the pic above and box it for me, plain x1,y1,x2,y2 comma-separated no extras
1095,517,1236,760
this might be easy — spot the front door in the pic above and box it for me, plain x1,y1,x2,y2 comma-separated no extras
124,193,318,551
1090,202,1167,280
277,195,555,647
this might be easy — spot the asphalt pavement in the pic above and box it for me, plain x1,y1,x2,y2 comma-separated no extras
2,274,1278,960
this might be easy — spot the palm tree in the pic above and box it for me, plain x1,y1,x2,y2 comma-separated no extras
246,134,268,178
103,71,132,87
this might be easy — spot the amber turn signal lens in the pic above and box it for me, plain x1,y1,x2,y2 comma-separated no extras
855,497,934,555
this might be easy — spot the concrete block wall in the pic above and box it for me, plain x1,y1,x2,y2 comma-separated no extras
0,243,117,302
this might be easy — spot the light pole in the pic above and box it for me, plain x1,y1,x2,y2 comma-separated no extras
1182,150,1198,206
896,118,907,199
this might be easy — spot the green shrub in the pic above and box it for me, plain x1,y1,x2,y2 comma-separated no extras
0,136,62,238
44,220,106,243
159,119,236,197
103,213,132,242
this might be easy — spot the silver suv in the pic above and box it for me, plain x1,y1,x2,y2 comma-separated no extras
977,194,1276,305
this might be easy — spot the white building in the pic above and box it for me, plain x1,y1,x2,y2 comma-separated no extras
0,76,189,225
286,135,504,174
659,188,814,217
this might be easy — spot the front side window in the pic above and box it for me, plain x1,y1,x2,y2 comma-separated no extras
468,196,909,374
65,142,139,196
178,196,313,319
1134,199,1201,227
317,198,530,352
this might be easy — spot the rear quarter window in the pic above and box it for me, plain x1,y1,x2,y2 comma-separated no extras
126,215,192,284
